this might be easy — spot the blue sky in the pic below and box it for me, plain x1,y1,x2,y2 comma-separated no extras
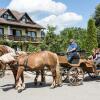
0,0,100,31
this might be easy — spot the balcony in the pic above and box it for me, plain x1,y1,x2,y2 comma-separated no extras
0,35,45,43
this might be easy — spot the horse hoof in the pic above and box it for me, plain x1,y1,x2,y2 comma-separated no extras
34,82,37,86
21,84,26,90
18,89,22,93
21,87,26,90
57,84,63,87
12,85,16,88
50,85,56,89
39,82,45,86
39,82,43,86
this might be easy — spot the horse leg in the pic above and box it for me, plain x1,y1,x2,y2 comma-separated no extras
55,67,62,87
16,66,24,93
11,68,17,88
21,72,25,90
40,69,46,86
34,71,39,85
50,68,56,88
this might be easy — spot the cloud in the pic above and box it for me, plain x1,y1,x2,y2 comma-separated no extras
7,0,67,15
37,12,83,32
7,0,83,33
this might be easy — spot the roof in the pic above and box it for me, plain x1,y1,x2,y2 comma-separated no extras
0,8,44,29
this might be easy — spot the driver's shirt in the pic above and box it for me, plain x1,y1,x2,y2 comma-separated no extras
67,42,77,53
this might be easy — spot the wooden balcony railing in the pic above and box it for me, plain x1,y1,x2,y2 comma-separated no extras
0,34,7,40
0,35,45,42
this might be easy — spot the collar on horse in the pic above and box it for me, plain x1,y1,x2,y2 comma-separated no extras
16,55,29,71
24,56,29,71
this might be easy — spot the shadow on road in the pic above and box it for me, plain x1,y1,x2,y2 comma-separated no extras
0,82,52,92
0,84,14,92
84,75,100,82
25,82,51,89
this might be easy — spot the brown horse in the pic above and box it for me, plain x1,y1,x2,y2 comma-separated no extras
0,45,24,88
16,53,46,88
15,51,62,92
0,45,46,90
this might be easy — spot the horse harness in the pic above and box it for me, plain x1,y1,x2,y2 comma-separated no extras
15,55,30,71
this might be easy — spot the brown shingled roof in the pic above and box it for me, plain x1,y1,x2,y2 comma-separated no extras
0,8,44,29
0,18,43,29
0,8,7,16
11,10,25,20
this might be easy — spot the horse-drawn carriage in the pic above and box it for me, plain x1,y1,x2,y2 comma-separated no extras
57,50,100,86
0,45,100,93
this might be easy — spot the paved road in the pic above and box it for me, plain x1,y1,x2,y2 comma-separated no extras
0,71,100,100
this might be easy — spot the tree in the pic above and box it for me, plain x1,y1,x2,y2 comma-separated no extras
94,3,100,27
86,18,98,55
60,27,87,50
97,27,100,47
93,3,100,47
27,44,40,52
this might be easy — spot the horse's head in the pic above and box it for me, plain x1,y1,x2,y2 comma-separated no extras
0,61,6,78
16,51,27,56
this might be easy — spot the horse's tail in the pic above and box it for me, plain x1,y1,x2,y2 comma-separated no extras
55,54,62,86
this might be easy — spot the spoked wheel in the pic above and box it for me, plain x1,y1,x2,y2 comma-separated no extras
61,68,68,82
68,67,84,86
87,73,98,79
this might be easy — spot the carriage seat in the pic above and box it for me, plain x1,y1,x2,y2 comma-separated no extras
71,53,80,64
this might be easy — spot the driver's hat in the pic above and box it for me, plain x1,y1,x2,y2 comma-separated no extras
69,39,74,43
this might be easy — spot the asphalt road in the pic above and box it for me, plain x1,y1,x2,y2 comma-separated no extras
0,71,100,100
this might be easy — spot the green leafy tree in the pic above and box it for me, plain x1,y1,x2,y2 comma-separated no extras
97,27,100,47
86,18,98,55
93,3,100,47
60,27,87,51
94,3,100,27
39,25,66,52
27,44,40,52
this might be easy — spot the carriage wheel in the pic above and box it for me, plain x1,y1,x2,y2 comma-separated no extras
61,68,68,82
87,73,98,79
68,67,84,86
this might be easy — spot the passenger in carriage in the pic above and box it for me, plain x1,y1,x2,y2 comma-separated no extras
88,48,100,68
66,39,79,63
92,48,100,67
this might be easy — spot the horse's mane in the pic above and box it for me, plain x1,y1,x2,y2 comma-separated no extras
0,45,8,54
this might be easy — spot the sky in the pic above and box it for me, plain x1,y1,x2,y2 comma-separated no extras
0,0,100,32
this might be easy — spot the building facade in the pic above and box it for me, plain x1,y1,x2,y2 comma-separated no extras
0,8,45,51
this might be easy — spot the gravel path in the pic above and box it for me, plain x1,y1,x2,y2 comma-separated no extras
0,71,100,100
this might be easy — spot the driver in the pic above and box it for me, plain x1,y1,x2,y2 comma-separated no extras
66,39,78,63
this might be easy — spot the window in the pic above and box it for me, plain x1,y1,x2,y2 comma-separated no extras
16,30,21,36
0,28,4,35
10,29,22,36
21,16,26,22
27,31,37,37
2,12,15,20
8,15,13,20
3,14,8,19
21,15,31,23
41,31,45,37
31,32,37,37
27,32,31,37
